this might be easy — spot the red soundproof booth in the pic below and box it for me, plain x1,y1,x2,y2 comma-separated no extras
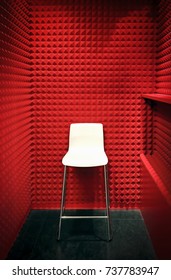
0,0,171,260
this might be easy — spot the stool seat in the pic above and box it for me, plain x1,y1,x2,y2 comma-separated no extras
62,147,108,167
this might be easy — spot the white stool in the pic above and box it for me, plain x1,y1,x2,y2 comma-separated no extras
58,123,112,241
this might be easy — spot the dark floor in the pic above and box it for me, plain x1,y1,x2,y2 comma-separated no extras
7,210,156,260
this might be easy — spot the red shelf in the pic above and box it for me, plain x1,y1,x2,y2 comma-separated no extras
142,94,171,104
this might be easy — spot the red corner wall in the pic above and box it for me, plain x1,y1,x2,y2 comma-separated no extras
30,0,156,210
1,0,162,258
0,0,32,259
140,0,171,259
156,0,171,96
155,0,171,167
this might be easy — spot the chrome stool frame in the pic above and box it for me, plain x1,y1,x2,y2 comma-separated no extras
57,164,112,241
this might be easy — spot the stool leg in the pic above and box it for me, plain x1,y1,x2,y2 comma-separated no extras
104,165,112,241
58,165,67,240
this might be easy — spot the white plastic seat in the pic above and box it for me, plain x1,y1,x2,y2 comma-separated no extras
58,123,112,241
62,123,108,167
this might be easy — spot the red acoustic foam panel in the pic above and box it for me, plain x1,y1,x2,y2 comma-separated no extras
143,0,171,214
140,1,171,259
156,0,171,95
0,0,32,259
30,0,156,209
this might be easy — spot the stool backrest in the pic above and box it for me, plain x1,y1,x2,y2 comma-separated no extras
68,123,105,151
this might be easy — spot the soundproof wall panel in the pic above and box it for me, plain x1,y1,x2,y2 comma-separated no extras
156,0,171,95
0,0,32,259
30,0,156,209
153,0,171,196
140,0,171,258
155,0,171,175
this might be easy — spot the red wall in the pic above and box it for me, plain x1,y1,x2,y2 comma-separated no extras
155,0,171,172
2,0,171,259
156,0,171,96
141,0,171,259
0,0,32,259
30,0,156,209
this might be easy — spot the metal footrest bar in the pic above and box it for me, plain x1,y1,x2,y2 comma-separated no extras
61,215,108,219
